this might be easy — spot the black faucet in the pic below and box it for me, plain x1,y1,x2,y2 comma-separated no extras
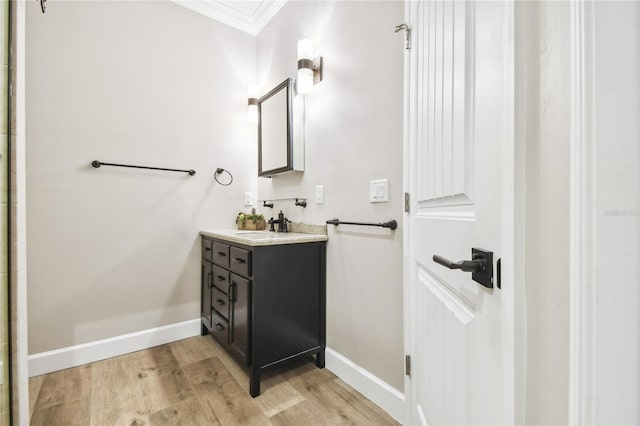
268,211,291,232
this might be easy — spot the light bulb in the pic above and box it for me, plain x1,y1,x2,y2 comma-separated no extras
297,39,314,95
297,69,314,95
248,105,258,124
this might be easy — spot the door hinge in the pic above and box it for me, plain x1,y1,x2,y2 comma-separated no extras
405,354,411,376
394,23,411,50
404,192,410,213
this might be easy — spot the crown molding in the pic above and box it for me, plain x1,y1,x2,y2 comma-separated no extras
171,0,287,36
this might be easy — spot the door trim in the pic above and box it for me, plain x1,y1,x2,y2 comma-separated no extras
401,0,414,423
568,0,596,423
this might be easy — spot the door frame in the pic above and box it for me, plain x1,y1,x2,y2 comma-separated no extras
401,0,526,423
567,0,596,422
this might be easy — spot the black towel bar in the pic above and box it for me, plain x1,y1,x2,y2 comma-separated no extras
326,218,397,230
91,160,196,176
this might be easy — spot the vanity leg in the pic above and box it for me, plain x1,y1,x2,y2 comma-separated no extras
200,323,208,336
316,350,325,368
250,367,261,397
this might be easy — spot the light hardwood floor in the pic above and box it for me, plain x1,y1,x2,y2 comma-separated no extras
29,335,399,425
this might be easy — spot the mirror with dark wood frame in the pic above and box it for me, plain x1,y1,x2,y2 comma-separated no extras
258,78,293,177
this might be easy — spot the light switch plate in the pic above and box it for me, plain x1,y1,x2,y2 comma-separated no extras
369,179,389,203
244,192,253,206
316,185,324,204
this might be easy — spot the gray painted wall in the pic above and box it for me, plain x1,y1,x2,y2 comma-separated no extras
26,1,257,354
256,1,405,391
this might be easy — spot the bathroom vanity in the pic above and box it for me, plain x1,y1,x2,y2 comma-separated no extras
200,228,327,397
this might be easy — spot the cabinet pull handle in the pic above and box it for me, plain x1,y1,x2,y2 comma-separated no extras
215,323,224,331
217,275,226,282
229,282,237,302
204,247,211,251
233,258,246,264
217,252,226,257
216,298,226,306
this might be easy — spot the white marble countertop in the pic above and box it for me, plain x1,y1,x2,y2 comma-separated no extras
200,229,328,247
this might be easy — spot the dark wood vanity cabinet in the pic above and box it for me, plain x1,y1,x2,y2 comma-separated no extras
200,235,326,397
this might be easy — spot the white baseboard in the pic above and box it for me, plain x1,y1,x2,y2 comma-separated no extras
28,319,201,377
325,347,404,423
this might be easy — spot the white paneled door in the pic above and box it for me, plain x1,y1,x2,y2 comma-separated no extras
403,0,515,424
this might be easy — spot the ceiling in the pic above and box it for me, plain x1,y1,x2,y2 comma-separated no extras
172,0,288,36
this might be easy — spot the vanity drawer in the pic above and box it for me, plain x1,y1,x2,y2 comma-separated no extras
201,239,213,262
230,246,252,277
212,286,230,320
211,311,229,348
212,265,230,293
212,242,230,267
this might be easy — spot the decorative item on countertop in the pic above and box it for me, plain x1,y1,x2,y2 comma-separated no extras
236,212,266,230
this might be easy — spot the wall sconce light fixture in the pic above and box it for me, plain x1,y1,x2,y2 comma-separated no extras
297,39,323,95
248,84,260,123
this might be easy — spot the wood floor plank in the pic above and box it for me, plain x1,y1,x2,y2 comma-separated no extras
90,353,147,426
141,359,196,407
253,358,320,418
287,362,336,393
28,375,45,420
133,344,177,370
33,364,91,410
31,398,90,426
269,399,330,426
148,396,211,426
183,356,272,426
333,379,398,425
90,346,195,425
203,335,250,391
288,367,397,426
32,338,396,426
253,380,305,418
169,336,216,367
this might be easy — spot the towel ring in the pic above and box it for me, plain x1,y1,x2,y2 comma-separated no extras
214,168,233,186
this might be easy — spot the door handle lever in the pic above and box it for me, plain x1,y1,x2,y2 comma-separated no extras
432,255,485,272
432,248,494,289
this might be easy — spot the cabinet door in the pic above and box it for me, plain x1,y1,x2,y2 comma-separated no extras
201,260,213,330
229,273,250,364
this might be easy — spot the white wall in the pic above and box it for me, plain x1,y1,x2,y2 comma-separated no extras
521,2,570,424
26,1,256,354
255,1,405,391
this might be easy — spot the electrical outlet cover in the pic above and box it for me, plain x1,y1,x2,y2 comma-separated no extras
316,185,324,204
369,179,389,203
